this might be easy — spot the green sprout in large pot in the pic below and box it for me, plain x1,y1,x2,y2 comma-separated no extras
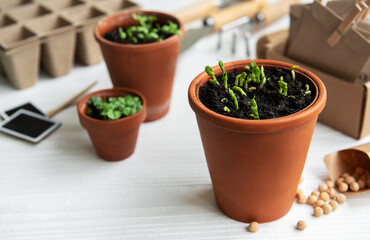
199,60,314,120
86,95,142,120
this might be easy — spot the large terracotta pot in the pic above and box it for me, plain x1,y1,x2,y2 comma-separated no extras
188,60,327,223
77,88,146,161
94,10,184,122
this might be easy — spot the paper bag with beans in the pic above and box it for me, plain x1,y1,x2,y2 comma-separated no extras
285,0,370,85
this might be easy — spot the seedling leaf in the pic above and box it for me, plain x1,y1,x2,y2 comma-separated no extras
278,76,288,96
248,97,259,119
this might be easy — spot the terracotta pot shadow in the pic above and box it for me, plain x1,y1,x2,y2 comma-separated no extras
94,10,184,122
77,87,146,161
188,60,327,223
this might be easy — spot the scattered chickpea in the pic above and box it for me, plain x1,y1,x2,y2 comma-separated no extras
248,222,259,233
311,191,320,197
326,180,335,188
341,173,350,178
349,181,360,192
322,204,332,214
335,177,344,186
297,188,304,195
297,193,307,204
314,199,325,208
319,192,330,202
358,179,366,189
352,173,360,181
307,195,318,205
296,220,307,231
318,183,328,192
313,206,323,217
329,200,339,211
338,182,348,192
336,193,347,204
344,176,355,185
328,188,337,199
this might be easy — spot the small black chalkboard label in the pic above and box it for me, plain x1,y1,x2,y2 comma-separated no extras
3,102,45,118
0,109,61,143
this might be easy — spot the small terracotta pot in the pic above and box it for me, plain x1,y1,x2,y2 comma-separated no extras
77,87,146,161
94,10,184,122
188,60,327,223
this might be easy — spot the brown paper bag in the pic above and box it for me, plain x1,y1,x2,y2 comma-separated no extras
324,142,370,193
286,1,370,85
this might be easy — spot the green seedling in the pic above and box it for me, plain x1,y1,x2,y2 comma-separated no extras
228,89,239,110
259,65,266,89
291,65,299,81
278,76,288,96
305,84,311,95
224,106,231,113
205,66,220,85
244,77,253,91
245,61,261,84
235,72,247,86
221,98,228,103
247,86,256,92
86,95,142,120
218,60,228,90
232,86,246,96
248,97,259,120
117,13,181,44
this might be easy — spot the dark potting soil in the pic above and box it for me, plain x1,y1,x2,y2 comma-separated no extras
199,67,314,120
103,24,175,45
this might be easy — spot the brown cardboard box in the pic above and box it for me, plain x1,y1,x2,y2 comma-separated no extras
263,37,370,139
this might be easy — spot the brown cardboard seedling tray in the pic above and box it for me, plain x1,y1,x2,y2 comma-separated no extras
0,0,139,89
261,36,370,139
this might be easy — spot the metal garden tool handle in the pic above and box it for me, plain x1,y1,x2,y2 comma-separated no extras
210,0,267,31
175,0,218,24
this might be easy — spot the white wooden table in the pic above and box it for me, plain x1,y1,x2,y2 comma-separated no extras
0,0,369,239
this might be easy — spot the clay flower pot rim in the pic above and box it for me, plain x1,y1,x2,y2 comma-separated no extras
77,87,147,124
94,10,184,51
189,59,327,132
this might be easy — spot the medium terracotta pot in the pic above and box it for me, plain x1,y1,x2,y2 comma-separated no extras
188,60,327,223
94,10,184,122
77,87,146,161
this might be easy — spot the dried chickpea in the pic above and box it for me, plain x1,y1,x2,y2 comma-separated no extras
311,191,320,197
329,200,338,211
335,177,344,186
322,204,332,214
296,220,307,231
297,188,304,195
358,179,366,189
319,192,330,202
336,193,346,204
318,183,328,192
344,176,355,185
297,193,307,204
248,222,259,233
349,182,360,192
307,195,318,205
355,167,365,175
314,199,325,208
326,180,335,188
328,188,337,199
313,206,323,217
341,173,350,178
338,182,348,192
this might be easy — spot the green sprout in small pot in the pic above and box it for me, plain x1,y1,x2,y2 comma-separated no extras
104,13,182,45
86,95,142,120
198,60,315,120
